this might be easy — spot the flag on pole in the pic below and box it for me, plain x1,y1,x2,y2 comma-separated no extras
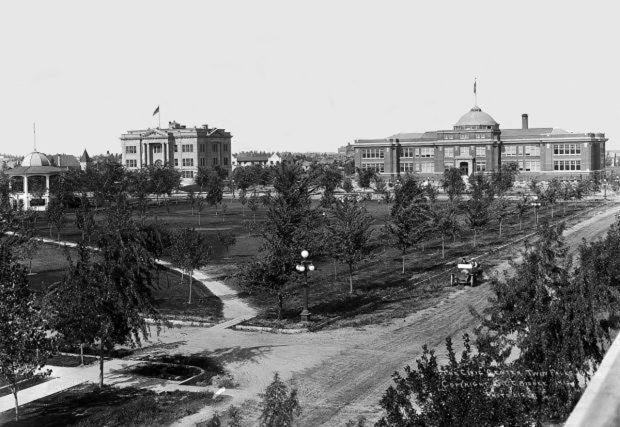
153,106,160,116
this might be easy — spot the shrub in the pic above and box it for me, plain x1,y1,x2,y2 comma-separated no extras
211,373,237,389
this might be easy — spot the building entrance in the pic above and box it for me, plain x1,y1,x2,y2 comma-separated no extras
459,161,469,176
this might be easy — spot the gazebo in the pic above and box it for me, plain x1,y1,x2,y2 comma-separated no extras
6,151,65,211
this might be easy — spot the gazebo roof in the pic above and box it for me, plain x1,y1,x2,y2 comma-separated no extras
6,165,66,176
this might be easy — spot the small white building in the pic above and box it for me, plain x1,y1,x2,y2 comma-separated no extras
232,152,281,170
6,151,65,211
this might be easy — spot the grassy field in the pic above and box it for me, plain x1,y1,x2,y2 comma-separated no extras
27,195,608,327
0,384,214,427
27,244,224,321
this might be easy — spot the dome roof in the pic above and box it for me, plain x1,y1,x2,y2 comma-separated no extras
21,151,51,167
455,106,498,127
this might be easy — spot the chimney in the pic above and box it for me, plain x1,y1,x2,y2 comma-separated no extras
522,113,529,130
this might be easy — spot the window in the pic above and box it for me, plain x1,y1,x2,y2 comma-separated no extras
400,162,415,173
518,161,524,171
400,147,414,158
361,148,385,159
223,157,229,165
554,144,581,156
460,134,468,139
444,162,453,171
445,147,454,158
475,146,486,157
361,162,384,173
199,144,205,153
182,144,193,153
212,143,218,151
125,146,137,154
182,158,194,167
505,146,517,156
174,159,178,166
181,170,194,178
444,134,454,140
524,145,540,156
174,144,178,152
554,160,581,170
420,162,434,173
153,145,162,154
200,158,206,166
476,162,486,172
517,146,523,155
125,159,137,168
212,158,219,165
420,147,434,158
224,144,229,153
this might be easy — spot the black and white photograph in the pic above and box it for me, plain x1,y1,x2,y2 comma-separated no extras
1,1,619,426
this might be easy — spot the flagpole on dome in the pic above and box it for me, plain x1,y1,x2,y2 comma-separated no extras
473,77,477,107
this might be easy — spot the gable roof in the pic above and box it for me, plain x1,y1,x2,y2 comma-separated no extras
79,149,90,162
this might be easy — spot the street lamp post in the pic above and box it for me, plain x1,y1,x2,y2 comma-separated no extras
295,250,315,322
604,178,608,200
530,196,541,226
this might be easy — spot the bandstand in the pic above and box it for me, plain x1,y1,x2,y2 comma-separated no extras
6,151,65,211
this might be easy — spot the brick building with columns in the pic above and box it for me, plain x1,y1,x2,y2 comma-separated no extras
120,121,232,184
353,105,607,180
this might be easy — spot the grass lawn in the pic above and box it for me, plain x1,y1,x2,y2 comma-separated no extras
46,354,98,367
137,353,225,386
0,384,213,427
27,244,224,322
26,194,610,327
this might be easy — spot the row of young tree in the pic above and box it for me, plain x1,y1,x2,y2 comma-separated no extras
376,219,620,426
238,161,604,320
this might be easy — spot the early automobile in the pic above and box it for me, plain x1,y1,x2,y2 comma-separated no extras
450,258,483,286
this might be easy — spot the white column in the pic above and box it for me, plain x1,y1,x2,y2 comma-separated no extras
23,175,29,209
45,175,50,207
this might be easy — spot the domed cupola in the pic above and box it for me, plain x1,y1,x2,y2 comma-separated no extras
454,106,499,130
21,151,51,167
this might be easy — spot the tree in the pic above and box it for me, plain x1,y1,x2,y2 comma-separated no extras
93,196,164,387
377,335,530,427
196,195,206,226
314,163,342,198
356,168,376,191
386,204,430,274
205,171,224,216
490,197,511,237
462,173,493,248
542,178,562,219
187,189,197,215
75,193,96,242
169,228,211,304
217,230,237,257
195,166,210,194
343,159,356,176
490,162,519,196
46,195,66,241
259,372,302,427
325,196,374,293
428,205,461,259
149,164,181,203
248,192,260,222
240,162,320,319
442,167,466,203
239,189,248,216
0,247,52,421
514,193,530,231
44,245,101,366
341,177,354,193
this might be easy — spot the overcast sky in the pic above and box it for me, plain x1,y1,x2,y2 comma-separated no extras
1,0,619,156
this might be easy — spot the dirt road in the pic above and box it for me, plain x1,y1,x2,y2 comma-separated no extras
160,202,620,426
293,203,620,426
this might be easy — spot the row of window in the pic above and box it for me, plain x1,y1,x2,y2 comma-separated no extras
361,162,385,173
399,147,434,158
519,160,541,172
126,159,137,168
361,148,385,159
181,171,194,178
504,145,541,156
444,146,487,157
554,160,581,171
554,144,582,155
400,162,434,173
125,143,229,154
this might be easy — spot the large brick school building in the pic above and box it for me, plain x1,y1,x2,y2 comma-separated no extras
353,105,607,180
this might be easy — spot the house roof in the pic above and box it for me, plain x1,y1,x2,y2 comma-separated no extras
51,154,81,168
236,155,270,162
79,149,90,162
